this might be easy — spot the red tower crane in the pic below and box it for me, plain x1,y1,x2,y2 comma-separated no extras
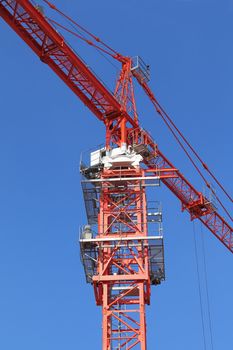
0,1,232,349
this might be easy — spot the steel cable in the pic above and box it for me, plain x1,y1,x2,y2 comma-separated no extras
193,221,207,350
200,223,214,350
142,83,233,204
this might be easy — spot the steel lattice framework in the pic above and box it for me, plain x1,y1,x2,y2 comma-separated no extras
80,168,165,349
0,1,232,349
95,168,150,349
0,0,231,252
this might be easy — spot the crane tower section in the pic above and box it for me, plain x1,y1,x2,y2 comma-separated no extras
80,143,165,349
1,2,232,349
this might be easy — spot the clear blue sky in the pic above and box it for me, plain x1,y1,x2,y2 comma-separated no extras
0,0,232,349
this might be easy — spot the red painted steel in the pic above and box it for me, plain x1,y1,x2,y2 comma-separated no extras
0,0,232,252
1,1,232,349
0,0,122,121
93,168,150,349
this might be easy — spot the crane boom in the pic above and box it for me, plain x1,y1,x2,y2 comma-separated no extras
0,0,123,121
155,150,232,250
0,0,232,253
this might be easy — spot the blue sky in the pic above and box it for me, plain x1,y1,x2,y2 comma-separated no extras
0,0,232,349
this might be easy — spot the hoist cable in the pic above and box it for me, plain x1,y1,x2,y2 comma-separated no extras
193,222,207,350
200,224,214,350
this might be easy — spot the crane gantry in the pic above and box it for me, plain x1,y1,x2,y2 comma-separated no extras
0,1,232,349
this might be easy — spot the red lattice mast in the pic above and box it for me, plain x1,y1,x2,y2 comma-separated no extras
1,1,232,349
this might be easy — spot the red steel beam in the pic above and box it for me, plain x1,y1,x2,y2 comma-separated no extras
0,0,123,121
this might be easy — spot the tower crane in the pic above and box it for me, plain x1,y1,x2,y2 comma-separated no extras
0,1,232,349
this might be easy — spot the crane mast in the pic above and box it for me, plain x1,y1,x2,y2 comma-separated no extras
79,60,169,349
0,1,232,349
80,153,164,349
